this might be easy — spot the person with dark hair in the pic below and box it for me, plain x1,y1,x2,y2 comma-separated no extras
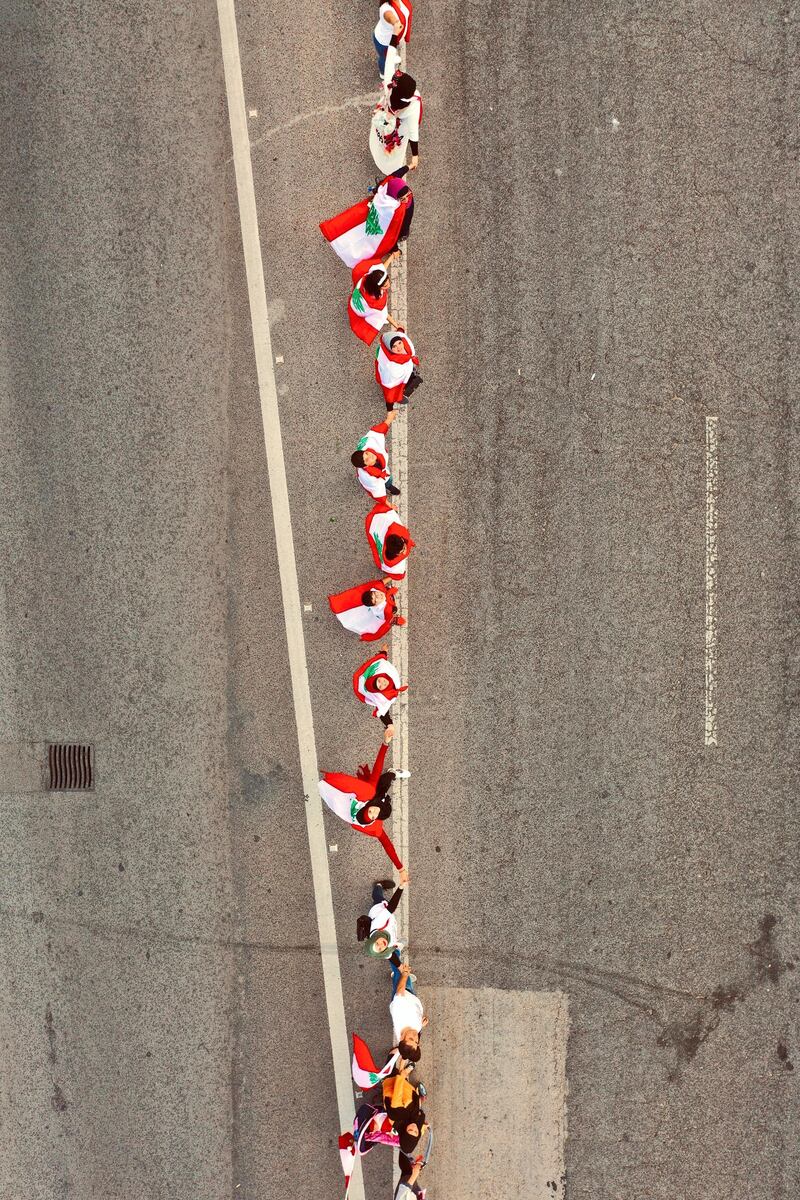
348,250,402,345
370,70,422,174
393,1154,427,1200
375,326,422,409
382,1064,428,1164
366,499,415,581
390,959,428,1062
318,732,409,879
359,878,409,959
328,578,405,641
353,648,407,728
351,411,402,500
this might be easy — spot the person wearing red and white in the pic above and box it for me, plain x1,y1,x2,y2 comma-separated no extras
351,410,401,500
375,328,422,410
373,0,412,78
318,730,409,876
365,499,414,581
353,648,407,727
328,578,405,641
348,251,401,346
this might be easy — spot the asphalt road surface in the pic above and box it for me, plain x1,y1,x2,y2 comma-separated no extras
1,2,798,1199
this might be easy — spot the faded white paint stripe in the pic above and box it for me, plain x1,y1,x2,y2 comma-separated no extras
215,2,363,1193
425,987,569,1198
705,416,719,748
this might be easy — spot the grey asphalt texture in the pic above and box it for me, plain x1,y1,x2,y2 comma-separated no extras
1,2,798,1199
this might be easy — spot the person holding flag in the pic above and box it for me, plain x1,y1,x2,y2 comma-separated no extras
318,731,409,876
353,648,407,727
373,0,412,79
338,1103,398,1199
320,175,413,269
375,327,422,409
351,411,401,500
348,250,402,345
366,499,414,580
328,578,405,641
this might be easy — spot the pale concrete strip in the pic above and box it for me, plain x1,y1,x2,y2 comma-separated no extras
215,2,363,1193
705,415,719,747
423,987,569,1199
390,245,410,943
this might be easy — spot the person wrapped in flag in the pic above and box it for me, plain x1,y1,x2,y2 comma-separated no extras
318,732,409,876
351,411,401,500
328,578,405,641
373,0,412,79
375,327,422,409
320,174,413,269
366,499,414,581
348,250,402,345
370,71,422,174
354,649,407,726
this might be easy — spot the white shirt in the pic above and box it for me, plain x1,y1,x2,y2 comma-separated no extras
374,3,396,46
369,900,400,948
390,990,424,1043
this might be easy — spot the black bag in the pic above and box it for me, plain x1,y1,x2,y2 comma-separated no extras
356,915,371,942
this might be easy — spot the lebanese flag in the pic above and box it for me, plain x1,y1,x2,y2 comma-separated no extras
354,652,407,718
352,1033,399,1089
328,581,397,641
366,501,414,580
319,770,376,825
348,259,388,345
321,181,409,269
391,0,412,40
375,332,418,405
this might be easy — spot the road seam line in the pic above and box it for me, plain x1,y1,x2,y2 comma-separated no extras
705,414,719,747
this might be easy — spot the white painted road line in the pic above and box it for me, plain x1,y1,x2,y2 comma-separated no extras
705,415,719,748
215,3,364,1195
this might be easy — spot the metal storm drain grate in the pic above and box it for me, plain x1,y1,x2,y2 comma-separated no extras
47,744,94,791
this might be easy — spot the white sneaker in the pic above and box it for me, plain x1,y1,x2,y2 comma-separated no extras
393,769,411,780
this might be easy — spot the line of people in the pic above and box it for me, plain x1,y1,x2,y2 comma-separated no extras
316,5,431,1198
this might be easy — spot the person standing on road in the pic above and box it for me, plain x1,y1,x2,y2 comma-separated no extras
393,1154,428,1200
318,731,409,877
373,0,412,79
351,411,401,500
321,175,413,268
366,499,415,581
389,959,428,1062
375,327,422,409
328,578,405,641
359,878,408,958
370,72,422,175
353,648,407,727
348,251,402,346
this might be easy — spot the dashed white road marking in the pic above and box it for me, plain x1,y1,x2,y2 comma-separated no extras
215,2,364,1195
705,415,719,747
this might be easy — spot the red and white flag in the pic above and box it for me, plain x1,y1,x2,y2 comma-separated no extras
352,1033,400,1089
321,181,409,269
328,581,397,641
365,501,414,580
353,652,406,718
375,331,418,406
348,258,389,345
